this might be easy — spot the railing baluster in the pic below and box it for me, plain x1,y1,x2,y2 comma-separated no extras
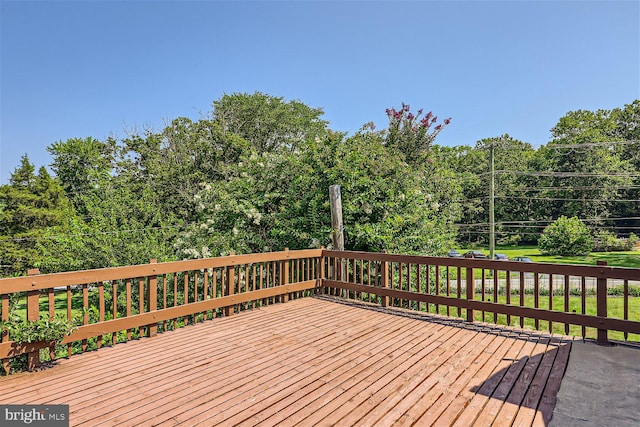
520,272,525,329
283,255,290,303
202,272,209,319
624,279,629,341
366,260,372,302
98,281,105,348
172,274,178,327
549,274,554,333
138,277,145,335
381,257,389,308
506,271,511,326
148,261,157,337
259,263,265,306
112,281,118,345
424,264,431,313
67,286,73,355
408,263,413,309
564,275,570,335
446,266,450,317
253,263,257,294
581,276,586,339
226,254,235,316
359,259,364,302
481,269,486,322
457,266,461,318
162,274,167,327
534,273,540,331
2,293,9,374
245,263,250,307
126,279,132,341
435,265,440,314
416,264,422,311
183,272,189,325
493,268,498,324
82,283,89,353
465,265,474,323
48,286,56,360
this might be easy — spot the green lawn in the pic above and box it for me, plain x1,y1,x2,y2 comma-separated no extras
405,293,640,343
7,291,86,321
459,245,640,268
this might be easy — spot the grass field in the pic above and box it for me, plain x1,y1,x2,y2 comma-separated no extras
418,293,640,343
457,246,640,268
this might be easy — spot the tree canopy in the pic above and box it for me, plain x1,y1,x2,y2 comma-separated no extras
1,94,638,276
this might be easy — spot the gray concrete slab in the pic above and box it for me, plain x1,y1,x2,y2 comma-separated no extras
550,341,640,426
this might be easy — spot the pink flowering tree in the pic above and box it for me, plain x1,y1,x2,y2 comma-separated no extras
385,103,451,163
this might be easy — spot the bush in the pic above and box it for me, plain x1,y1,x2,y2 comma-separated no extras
538,216,593,256
593,230,639,252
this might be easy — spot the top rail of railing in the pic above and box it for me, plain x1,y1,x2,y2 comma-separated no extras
0,249,323,293
322,250,640,281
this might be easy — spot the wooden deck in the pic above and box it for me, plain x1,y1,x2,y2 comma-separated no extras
0,296,571,426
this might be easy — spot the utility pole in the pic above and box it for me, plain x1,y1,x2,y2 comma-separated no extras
489,143,495,259
329,185,345,296
329,185,345,252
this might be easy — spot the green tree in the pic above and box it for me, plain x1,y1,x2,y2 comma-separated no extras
177,117,460,259
437,135,536,245
212,91,329,153
117,118,249,222
535,108,634,223
538,216,593,256
38,182,178,272
0,156,72,276
47,137,115,214
610,100,640,234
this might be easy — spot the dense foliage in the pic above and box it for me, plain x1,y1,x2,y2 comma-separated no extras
538,216,594,256
0,94,638,276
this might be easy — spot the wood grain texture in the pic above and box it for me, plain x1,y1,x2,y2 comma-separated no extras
0,297,571,426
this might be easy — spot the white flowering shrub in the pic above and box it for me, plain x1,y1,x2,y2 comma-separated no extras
176,125,460,258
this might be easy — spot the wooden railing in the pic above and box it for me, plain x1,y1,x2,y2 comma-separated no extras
0,249,322,374
322,250,640,345
1,249,639,374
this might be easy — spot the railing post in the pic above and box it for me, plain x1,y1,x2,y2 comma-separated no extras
225,251,235,317
26,268,40,371
283,248,290,303
1,289,9,375
147,259,158,338
596,260,608,345
381,252,389,308
318,247,326,294
465,256,475,323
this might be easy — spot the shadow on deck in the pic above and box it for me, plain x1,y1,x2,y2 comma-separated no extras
0,296,574,426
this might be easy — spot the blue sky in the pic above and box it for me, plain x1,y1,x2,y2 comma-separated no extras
1,0,638,184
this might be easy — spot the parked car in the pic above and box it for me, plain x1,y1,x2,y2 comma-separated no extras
448,249,463,258
513,256,533,262
463,250,488,259
494,253,509,260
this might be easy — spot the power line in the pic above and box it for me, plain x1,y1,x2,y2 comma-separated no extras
542,140,640,150
497,196,640,203
454,216,640,228
493,170,640,177
508,185,640,192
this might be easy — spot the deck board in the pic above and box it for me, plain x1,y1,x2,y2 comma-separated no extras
0,296,571,426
